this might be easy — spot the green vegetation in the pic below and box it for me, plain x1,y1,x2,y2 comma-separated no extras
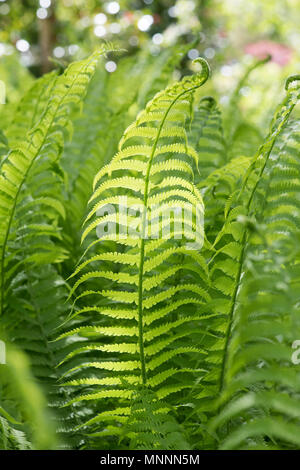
1,0,300,452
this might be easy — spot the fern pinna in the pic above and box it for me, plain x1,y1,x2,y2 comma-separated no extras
58,58,212,436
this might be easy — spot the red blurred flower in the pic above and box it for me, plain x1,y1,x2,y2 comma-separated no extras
245,40,292,66
124,11,134,22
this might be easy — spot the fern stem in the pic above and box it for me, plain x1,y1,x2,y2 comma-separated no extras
137,98,177,385
219,232,246,392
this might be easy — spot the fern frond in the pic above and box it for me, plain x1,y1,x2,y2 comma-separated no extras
5,70,58,148
0,47,113,316
198,76,300,449
194,74,300,417
188,96,226,178
60,58,211,437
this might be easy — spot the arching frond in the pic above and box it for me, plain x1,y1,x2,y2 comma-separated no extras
59,58,211,438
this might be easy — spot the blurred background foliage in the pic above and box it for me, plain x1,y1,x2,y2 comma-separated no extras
1,0,300,131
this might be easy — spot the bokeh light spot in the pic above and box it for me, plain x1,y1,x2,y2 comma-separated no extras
138,15,153,32
94,13,107,25
152,33,163,45
94,25,106,37
39,0,51,8
105,61,117,72
37,7,48,19
16,39,30,52
53,46,65,58
105,2,120,15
